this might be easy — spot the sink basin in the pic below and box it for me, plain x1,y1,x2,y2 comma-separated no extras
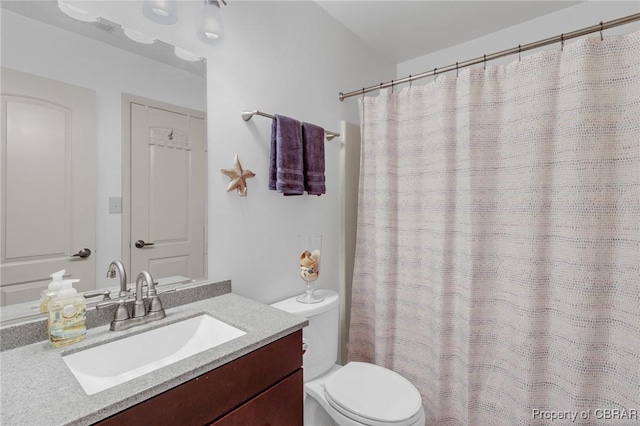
63,314,246,395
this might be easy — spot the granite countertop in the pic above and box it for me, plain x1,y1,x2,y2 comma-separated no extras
0,293,307,426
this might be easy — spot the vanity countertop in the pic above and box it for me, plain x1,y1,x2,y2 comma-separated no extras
0,293,307,426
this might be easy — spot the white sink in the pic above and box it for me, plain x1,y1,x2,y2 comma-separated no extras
63,314,246,395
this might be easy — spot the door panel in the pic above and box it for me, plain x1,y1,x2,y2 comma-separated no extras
5,99,67,258
130,101,205,281
1,68,96,305
148,256,189,278
151,143,188,241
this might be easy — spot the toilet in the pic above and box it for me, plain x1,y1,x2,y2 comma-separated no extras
271,289,426,426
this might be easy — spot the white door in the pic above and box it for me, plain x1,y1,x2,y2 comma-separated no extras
128,98,206,282
1,68,96,305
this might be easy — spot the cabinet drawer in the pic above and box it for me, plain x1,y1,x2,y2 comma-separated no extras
95,330,302,425
212,369,303,426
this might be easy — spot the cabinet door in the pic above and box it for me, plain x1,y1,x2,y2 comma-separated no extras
94,331,302,426
212,369,303,426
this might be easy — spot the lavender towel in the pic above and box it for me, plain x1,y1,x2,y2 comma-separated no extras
302,122,326,196
269,115,304,195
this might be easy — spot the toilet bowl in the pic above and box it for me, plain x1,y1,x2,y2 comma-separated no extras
271,289,425,426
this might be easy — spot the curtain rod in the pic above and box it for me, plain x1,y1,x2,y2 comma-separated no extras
241,110,340,141
339,13,640,101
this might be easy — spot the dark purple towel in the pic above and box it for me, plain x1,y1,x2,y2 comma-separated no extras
269,115,304,195
301,122,326,196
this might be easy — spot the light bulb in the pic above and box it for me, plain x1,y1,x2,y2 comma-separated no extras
174,47,202,62
57,1,98,23
143,0,178,25
152,7,170,17
198,1,224,44
122,26,157,45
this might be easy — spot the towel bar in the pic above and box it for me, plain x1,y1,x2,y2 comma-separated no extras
241,110,340,141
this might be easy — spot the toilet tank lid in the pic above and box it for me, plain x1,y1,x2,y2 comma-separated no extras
270,289,339,317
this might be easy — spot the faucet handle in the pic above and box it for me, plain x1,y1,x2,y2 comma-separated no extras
146,280,160,296
96,298,131,322
96,296,133,309
147,288,175,313
118,288,132,298
148,296,163,313
83,289,111,301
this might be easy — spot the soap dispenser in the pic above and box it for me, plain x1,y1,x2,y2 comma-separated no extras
48,279,86,347
40,269,66,313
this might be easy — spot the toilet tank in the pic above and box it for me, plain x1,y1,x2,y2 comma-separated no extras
271,289,339,381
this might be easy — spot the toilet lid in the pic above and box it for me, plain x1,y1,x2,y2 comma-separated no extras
323,362,422,426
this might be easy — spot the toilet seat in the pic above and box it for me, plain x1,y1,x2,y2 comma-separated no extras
323,362,423,426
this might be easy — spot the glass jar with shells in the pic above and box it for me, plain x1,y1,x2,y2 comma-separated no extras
296,235,324,303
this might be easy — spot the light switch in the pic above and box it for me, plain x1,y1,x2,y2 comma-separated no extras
109,197,122,214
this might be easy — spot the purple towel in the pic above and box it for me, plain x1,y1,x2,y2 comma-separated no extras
269,115,304,195
302,122,326,196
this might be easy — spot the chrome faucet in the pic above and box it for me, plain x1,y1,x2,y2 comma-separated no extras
106,260,128,297
97,270,174,332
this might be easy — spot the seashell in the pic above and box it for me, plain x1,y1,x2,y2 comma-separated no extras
300,257,315,268
299,249,320,281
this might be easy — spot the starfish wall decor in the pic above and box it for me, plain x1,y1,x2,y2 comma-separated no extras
221,154,255,197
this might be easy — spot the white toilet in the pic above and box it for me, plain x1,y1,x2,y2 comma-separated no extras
271,289,426,426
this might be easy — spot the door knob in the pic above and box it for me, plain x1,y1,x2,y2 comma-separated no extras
135,240,155,249
72,248,92,258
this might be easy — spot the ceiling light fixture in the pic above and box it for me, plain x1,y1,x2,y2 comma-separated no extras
174,47,203,62
57,1,98,23
122,26,157,45
198,0,225,44
143,0,178,25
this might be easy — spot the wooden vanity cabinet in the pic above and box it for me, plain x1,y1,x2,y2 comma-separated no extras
95,330,303,426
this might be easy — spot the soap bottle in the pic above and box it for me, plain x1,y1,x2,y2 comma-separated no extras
40,269,66,313
48,279,86,347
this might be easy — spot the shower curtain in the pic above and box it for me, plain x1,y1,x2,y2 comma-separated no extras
349,30,639,425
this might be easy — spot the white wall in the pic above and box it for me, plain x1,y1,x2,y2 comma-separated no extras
76,1,395,304
398,1,640,82
1,10,206,288
205,2,394,303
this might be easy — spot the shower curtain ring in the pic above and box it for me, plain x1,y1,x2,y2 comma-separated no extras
409,75,412,89
456,62,459,78
483,54,487,70
518,45,522,62
600,21,604,41
434,68,437,82
560,33,565,51
391,80,394,93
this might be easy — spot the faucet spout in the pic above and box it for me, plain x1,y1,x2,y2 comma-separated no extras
107,261,128,297
133,271,154,318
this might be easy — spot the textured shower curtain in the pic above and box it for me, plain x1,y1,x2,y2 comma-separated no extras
349,30,639,425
